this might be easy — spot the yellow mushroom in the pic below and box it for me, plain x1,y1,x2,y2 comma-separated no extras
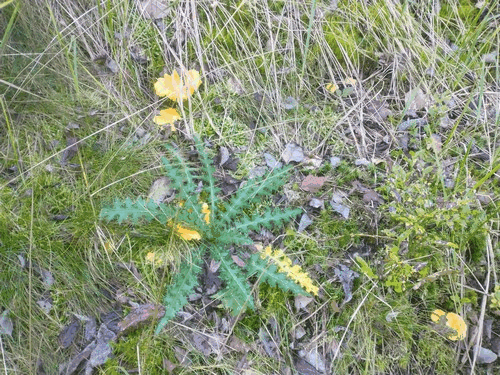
431,309,467,341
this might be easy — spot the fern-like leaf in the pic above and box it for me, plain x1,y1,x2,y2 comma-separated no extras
211,250,254,315
232,208,302,233
218,166,292,226
193,137,220,216
161,149,197,201
175,196,207,231
100,197,176,224
215,230,253,247
245,253,308,295
155,250,203,334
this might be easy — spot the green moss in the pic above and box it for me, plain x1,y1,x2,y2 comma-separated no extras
317,210,359,250
196,113,252,148
416,330,457,374
237,315,262,339
332,161,362,185
439,1,481,29
105,331,168,375
323,16,365,67
267,1,285,14
328,293,429,373
257,283,292,317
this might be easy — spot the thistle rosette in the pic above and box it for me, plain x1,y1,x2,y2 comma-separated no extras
101,70,318,334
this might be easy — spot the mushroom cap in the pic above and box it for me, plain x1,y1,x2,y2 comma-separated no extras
431,309,466,341
444,312,467,341
431,309,446,322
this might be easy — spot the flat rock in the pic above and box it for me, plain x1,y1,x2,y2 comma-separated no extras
282,143,304,164
475,346,497,364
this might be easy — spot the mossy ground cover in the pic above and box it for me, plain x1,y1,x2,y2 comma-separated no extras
1,0,499,374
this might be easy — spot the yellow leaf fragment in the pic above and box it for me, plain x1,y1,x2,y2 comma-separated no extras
201,202,210,224
146,252,164,266
153,108,181,131
431,309,446,322
175,225,201,241
344,77,357,86
445,312,467,340
326,83,338,93
154,69,202,102
259,246,319,296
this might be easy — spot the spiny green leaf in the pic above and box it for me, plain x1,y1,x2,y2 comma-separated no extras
219,166,292,226
161,149,197,201
215,230,253,246
174,196,209,231
102,141,303,327
211,250,254,315
246,253,307,295
193,137,220,216
232,208,302,233
155,250,204,334
100,197,175,224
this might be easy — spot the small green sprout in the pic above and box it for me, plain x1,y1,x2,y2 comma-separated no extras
490,285,500,310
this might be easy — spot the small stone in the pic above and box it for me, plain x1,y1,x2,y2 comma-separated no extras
138,0,170,19
386,311,400,322
397,117,428,131
294,295,314,310
282,143,304,164
330,202,349,219
66,122,80,130
0,310,13,337
248,166,267,179
330,156,341,168
304,156,322,169
148,177,174,204
58,319,80,348
135,127,147,138
309,198,324,209
355,158,370,166
282,96,298,110
219,146,230,166
298,213,313,233
84,317,97,342
37,299,52,314
444,178,455,189
482,52,497,63
475,346,497,364
297,348,326,373
294,325,306,340
263,153,282,169
105,58,119,74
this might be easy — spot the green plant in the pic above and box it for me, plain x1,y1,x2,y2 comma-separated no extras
383,245,417,293
490,285,500,311
378,151,487,293
100,139,316,334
